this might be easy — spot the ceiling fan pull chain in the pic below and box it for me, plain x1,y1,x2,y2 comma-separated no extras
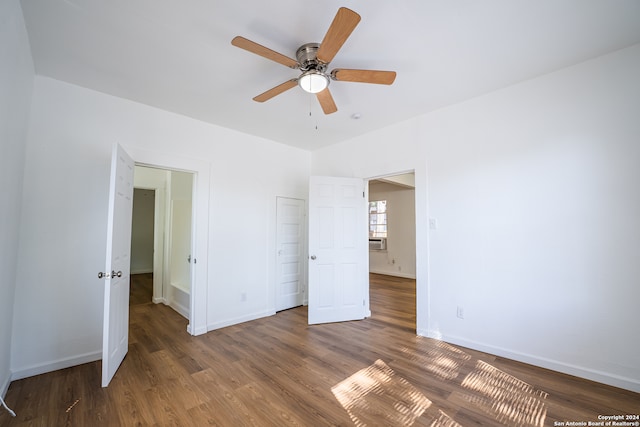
309,92,319,130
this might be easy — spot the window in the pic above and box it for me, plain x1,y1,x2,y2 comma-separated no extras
369,200,387,237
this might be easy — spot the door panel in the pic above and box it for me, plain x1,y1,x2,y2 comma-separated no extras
102,143,134,387
276,197,306,311
308,176,367,325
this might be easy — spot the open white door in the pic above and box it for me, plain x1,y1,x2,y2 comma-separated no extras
308,176,367,324
101,143,135,387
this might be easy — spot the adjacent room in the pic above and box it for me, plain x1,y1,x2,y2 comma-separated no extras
1,0,639,424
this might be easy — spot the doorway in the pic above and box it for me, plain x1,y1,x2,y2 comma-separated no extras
130,188,155,305
131,165,194,320
367,172,417,330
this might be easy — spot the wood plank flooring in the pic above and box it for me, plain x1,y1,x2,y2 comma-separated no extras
129,272,153,306
1,273,638,426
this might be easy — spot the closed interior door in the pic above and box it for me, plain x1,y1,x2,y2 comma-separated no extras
276,197,305,311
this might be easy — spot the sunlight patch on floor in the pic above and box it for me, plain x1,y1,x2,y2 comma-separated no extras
400,340,472,380
331,359,431,426
428,409,462,427
461,360,548,427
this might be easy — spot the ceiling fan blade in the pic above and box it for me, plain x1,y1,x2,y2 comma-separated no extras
316,88,338,114
332,69,397,85
316,8,361,64
232,36,298,68
253,79,298,102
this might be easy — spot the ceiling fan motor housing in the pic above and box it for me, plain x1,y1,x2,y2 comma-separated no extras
296,43,327,72
296,43,330,93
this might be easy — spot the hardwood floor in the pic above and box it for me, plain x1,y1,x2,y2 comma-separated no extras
129,273,153,306
369,273,416,333
1,274,637,426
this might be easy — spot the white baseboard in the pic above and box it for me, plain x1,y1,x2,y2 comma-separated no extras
190,325,208,336
424,332,640,393
207,309,275,332
166,283,190,320
11,351,101,382
168,300,189,320
369,269,416,279
1,371,10,399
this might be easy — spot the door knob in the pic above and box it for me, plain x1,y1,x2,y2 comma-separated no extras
310,255,317,260
98,272,109,279
111,270,123,278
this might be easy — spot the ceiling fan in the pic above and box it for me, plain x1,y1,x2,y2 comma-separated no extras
231,7,396,115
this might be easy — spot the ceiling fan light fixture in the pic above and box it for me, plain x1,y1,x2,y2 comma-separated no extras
299,70,329,94
232,8,395,115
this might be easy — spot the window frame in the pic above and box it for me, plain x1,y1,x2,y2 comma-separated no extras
368,200,388,238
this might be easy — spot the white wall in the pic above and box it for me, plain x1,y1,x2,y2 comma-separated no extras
0,0,34,397
130,189,155,274
312,44,640,392
369,182,416,278
11,76,310,379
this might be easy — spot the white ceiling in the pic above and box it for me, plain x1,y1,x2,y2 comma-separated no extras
20,0,640,151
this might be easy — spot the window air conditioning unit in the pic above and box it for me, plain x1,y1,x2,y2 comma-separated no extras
369,237,387,251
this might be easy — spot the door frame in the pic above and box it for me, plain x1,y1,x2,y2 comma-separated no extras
365,170,418,328
125,145,210,336
133,169,194,317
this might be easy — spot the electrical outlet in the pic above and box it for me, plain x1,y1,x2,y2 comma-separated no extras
456,306,464,319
